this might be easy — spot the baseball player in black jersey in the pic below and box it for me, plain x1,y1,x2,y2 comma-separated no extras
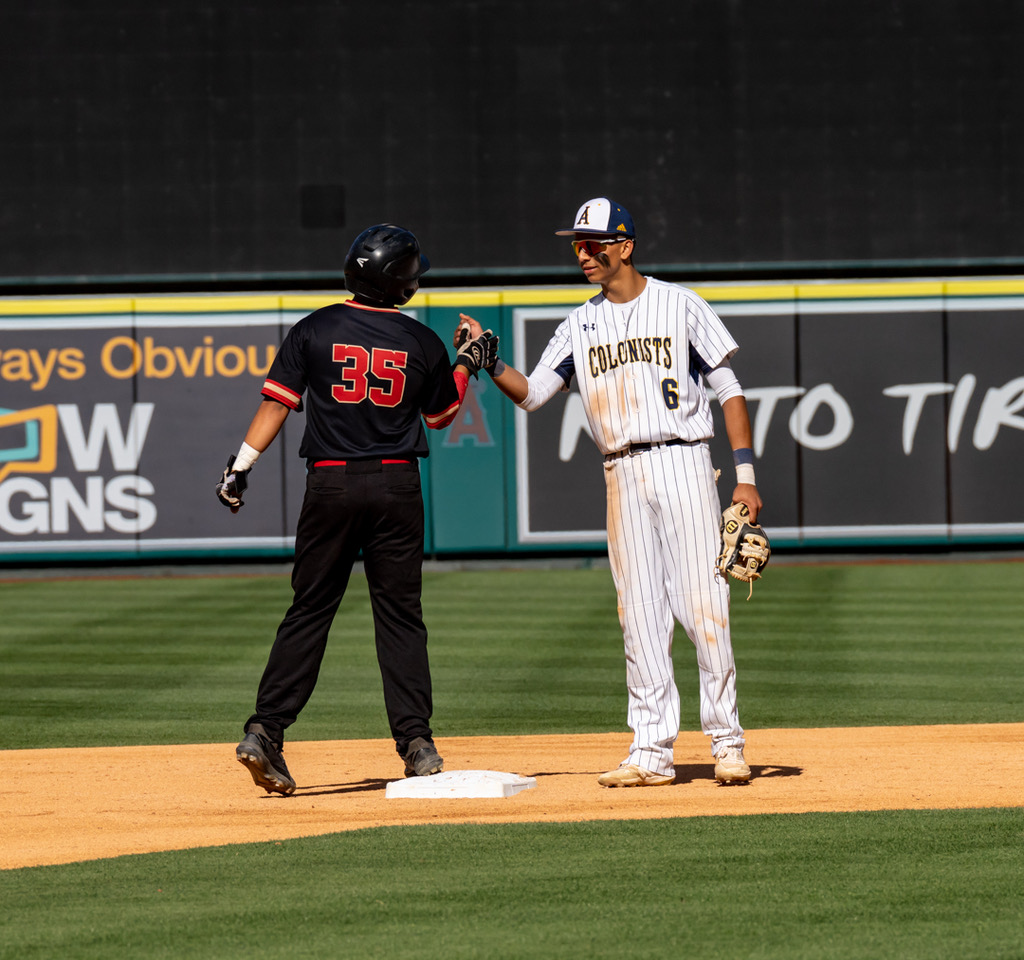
217,224,497,795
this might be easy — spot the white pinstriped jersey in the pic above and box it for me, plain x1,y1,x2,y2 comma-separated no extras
533,278,739,455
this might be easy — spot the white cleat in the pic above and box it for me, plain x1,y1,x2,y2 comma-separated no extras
598,763,675,787
714,746,751,784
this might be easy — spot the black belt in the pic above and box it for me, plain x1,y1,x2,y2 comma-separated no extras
604,438,701,461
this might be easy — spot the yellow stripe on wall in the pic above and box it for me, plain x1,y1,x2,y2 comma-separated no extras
943,278,1024,297
0,297,135,315
691,284,798,302
132,295,283,313
279,294,345,312
501,287,595,306
418,290,504,308
3,277,1024,317
794,281,945,300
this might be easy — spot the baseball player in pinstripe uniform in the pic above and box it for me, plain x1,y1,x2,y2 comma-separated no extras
459,198,762,786
216,224,496,795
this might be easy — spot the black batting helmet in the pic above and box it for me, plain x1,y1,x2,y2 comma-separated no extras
343,224,430,307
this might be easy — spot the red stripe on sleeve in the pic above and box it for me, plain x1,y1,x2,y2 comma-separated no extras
261,379,302,410
424,371,468,430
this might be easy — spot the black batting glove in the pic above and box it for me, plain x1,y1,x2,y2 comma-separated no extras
216,454,249,513
453,330,499,379
480,331,500,375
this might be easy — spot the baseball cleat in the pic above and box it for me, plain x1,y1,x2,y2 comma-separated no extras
714,746,751,784
236,724,296,795
403,737,444,777
597,763,675,787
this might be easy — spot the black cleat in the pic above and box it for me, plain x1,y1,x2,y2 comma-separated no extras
403,737,444,777
236,723,296,795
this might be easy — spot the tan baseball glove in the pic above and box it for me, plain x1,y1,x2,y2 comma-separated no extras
716,503,771,599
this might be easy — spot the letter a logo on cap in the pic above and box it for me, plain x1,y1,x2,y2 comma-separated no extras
556,197,633,237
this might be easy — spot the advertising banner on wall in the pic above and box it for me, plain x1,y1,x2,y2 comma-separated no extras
2,282,1022,561
0,305,309,557
510,291,1024,547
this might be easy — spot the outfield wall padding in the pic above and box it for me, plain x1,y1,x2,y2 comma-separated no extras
1,278,1022,561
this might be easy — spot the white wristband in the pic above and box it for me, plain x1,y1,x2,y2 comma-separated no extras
233,441,261,472
735,463,756,485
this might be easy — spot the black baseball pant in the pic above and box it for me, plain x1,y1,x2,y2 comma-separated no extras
246,460,433,757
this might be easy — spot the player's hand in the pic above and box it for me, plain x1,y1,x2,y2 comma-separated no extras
731,484,762,524
454,330,499,378
454,313,485,347
216,455,250,513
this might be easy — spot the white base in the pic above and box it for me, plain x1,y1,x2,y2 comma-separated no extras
385,769,537,799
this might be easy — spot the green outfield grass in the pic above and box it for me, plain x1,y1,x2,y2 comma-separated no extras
2,560,1023,749
2,810,1022,960
3,558,1024,959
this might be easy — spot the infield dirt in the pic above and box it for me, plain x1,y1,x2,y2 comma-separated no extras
4,723,1023,870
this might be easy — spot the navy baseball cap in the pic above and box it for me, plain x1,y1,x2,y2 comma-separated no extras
555,198,635,238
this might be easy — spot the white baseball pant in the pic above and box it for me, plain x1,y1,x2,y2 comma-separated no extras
603,441,744,776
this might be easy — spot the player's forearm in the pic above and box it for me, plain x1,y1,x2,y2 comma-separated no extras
240,399,291,459
721,395,754,455
721,395,762,519
489,363,530,405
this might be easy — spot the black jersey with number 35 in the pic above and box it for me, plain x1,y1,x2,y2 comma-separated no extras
260,300,460,462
